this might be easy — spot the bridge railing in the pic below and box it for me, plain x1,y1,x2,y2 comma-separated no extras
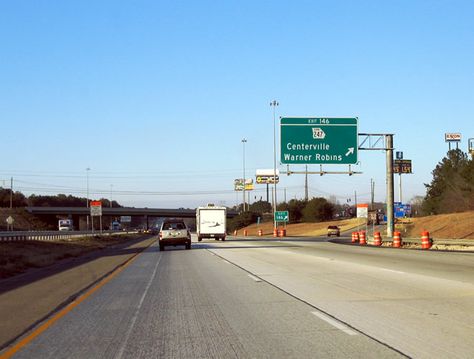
0,230,138,242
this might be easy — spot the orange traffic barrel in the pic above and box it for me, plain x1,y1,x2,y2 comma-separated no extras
278,228,286,237
421,231,432,249
393,231,402,248
273,228,278,237
373,232,382,246
351,232,359,243
359,230,367,245
258,229,263,236
243,229,248,236
233,230,237,236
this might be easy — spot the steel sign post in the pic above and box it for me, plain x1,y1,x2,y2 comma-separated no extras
280,118,358,164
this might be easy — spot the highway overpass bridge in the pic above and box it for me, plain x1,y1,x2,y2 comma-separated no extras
26,207,239,230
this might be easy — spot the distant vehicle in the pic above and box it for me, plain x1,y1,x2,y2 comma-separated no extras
58,219,74,231
196,205,227,241
327,225,340,237
159,218,191,251
111,221,121,231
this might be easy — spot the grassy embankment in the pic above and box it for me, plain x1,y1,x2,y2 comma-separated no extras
0,234,143,279
239,211,474,240
237,217,367,237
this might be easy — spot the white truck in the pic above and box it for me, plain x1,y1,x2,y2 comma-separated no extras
58,219,74,231
196,205,227,241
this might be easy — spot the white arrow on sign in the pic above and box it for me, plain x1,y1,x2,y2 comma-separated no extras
345,147,354,156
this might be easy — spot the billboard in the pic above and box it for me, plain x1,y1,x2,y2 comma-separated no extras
256,169,280,184
445,133,461,142
234,178,254,191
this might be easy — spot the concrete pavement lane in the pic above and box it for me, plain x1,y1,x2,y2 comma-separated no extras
206,237,474,358
0,236,157,348
8,241,404,359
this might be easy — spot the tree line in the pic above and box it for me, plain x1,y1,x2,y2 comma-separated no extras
228,197,337,231
420,149,474,215
0,189,122,208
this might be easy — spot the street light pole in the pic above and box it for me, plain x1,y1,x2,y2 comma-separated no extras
242,138,247,212
270,100,279,229
86,167,90,231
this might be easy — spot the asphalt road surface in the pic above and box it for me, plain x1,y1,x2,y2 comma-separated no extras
5,235,474,358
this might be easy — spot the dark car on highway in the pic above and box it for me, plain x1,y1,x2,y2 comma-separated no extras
327,225,340,237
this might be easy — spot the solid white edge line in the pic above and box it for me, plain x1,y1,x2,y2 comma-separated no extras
311,311,358,336
247,274,262,282
222,259,231,264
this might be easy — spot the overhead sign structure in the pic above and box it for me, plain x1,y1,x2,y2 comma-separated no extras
90,201,102,217
280,117,358,164
256,169,280,184
445,133,461,142
393,159,412,174
234,179,254,191
274,211,289,222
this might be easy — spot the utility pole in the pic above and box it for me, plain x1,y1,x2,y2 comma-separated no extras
270,100,279,229
304,165,308,201
386,135,395,237
86,168,91,231
242,138,247,212
370,178,375,210
10,177,13,209
284,188,287,203
110,184,113,208
399,173,402,203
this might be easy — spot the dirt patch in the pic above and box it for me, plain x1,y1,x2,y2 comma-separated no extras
397,211,474,240
0,234,141,279
236,217,367,237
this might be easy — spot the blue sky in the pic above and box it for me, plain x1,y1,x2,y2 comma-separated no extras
1,0,473,208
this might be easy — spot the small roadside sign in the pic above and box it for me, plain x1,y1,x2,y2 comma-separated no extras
6,216,14,225
120,216,132,223
90,201,102,217
274,211,289,222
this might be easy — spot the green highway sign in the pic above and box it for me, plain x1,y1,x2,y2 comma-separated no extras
280,117,358,164
274,211,289,222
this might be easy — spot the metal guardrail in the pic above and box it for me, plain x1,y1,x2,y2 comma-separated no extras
0,230,138,242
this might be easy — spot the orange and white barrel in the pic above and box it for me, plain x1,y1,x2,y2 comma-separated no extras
351,232,359,243
233,230,237,236
243,229,248,236
273,228,278,237
278,228,286,237
258,229,263,236
359,231,367,245
373,232,382,246
393,231,402,248
421,231,431,249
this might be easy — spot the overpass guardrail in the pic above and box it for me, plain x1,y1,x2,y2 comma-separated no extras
0,230,138,242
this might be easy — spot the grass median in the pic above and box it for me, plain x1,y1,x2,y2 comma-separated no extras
0,234,143,279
